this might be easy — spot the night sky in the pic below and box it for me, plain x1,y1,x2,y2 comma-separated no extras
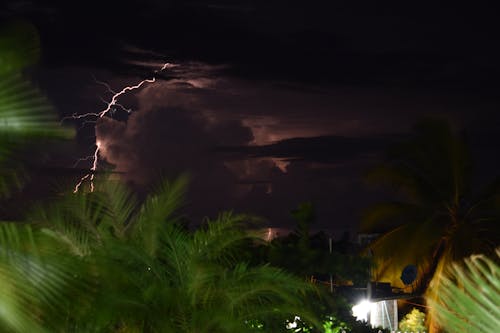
2,1,499,234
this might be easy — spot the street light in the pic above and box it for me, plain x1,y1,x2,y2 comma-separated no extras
352,299,374,322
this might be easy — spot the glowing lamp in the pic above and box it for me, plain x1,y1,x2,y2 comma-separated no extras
352,299,374,322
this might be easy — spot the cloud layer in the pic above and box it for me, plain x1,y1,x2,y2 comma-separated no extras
36,61,500,233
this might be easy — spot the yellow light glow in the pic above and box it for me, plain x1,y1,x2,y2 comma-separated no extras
352,300,374,322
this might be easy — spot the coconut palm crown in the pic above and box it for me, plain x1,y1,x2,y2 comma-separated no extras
361,119,499,292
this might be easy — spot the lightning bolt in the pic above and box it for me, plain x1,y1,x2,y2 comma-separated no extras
70,63,172,193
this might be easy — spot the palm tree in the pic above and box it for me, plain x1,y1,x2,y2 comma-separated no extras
30,176,320,332
361,119,499,329
427,249,499,333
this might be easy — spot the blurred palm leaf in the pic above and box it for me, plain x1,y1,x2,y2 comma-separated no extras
0,21,72,198
0,21,39,74
427,250,500,333
133,175,189,256
0,222,92,332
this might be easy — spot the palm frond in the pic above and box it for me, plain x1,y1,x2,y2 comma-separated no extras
361,201,421,232
0,22,73,198
0,222,92,332
29,191,105,255
193,212,255,266
93,180,138,238
368,119,470,205
427,250,500,332
367,216,446,285
133,175,188,256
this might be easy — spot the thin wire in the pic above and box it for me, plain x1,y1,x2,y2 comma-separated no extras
401,299,432,309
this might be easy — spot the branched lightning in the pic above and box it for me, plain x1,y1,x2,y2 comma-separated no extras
69,63,171,193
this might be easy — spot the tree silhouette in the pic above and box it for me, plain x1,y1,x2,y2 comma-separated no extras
361,119,499,331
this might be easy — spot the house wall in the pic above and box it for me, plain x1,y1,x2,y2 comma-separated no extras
370,299,398,331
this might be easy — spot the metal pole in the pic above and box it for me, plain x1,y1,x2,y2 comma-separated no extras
329,237,333,293
393,299,398,332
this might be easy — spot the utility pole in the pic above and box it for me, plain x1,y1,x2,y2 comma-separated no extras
329,237,333,293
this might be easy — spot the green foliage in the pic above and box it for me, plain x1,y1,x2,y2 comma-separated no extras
322,316,349,333
278,314,388,333
0,21,73,198
258,203,371,287
427,250,500,333
0,222,92,332
399,308,426,333
18,177,322,332
265,230,371,286
0,21,39,74
247,314,351,333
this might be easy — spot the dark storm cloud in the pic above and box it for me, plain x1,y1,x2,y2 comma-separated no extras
96,106,257,222
28,59,498,232
3,0,499,233
216,135,394,164
80,66,422,231
3,0,500,96
96,109,383,231
15,52,497,234
70,66,384,229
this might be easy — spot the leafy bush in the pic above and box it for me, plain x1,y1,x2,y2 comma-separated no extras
399,308,426,332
